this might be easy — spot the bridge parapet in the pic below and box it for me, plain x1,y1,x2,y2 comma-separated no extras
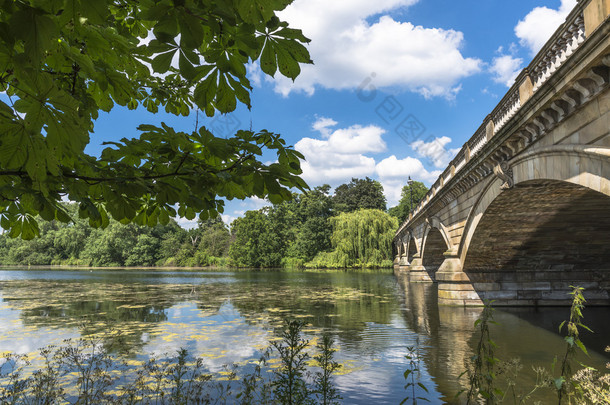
394,0,610,306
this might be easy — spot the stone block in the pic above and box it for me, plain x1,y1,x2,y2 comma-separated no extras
436,271,471,282
541,290,573,300
438,289,482,301
519,74,534,105
483,290,518,300
502,281,551,291
472,282,502,291
538,299,573,306
584,0,610,37
582,290,610,299
517,290,543,300
492,299,537,306
438,282,476,291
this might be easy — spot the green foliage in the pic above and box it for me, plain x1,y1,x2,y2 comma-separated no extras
388,181,429,224
308,209,397,268
461,302,503,404
458,290,608,405
0,0,311,239
229,185,333,268
196,217,232,258
229,209,286,267
271,319,312,405
286,185,334,262
0,202,236,268
313,333,342,405
554,286,593,404
333,177,387,213
401,343,430,405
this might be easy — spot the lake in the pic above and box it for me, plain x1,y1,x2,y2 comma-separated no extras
0,268,608,403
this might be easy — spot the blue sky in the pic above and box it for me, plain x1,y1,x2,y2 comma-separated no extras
90,0,577,227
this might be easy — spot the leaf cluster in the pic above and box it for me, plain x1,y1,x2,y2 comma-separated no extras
0,0,312,239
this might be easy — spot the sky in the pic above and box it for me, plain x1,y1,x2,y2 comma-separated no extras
90,0,578,228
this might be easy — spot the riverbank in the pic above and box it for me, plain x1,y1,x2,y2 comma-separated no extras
0,265,394,272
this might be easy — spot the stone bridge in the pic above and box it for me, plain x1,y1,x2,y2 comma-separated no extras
393,0,610,306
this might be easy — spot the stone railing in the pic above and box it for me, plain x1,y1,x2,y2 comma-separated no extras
492,88,521,135
530,13,586,92
396,0,592,237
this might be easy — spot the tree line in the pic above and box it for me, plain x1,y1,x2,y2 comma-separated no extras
0,178,427,269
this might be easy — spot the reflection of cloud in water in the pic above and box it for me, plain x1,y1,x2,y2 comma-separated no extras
0,294,78,354
333,319,441,404
142,301,269,372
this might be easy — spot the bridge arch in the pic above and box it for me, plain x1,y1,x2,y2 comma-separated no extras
459,147,610,304
460,146,610,264
421,217,452,278
407,232,418,264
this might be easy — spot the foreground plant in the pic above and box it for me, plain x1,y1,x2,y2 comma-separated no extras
271,319,312,404
0,318,343,404
460,301,502,404
313,333,342,405
552,286,593,404
400,342,429,405
458,287,610,405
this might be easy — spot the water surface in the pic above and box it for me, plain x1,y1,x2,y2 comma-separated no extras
0,268,608,403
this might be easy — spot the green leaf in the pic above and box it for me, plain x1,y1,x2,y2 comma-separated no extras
259,39,277,77
575,339,588,355
153,13,179,40
179,51,197,81
275,44,300,80
10,8,59,64
178,12,204,49
554,377,565,390
151,50,176,73
80,0,109,24
418,382,429,392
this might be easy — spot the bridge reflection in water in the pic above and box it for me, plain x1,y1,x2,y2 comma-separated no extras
394,273,609,403
394,0,610,306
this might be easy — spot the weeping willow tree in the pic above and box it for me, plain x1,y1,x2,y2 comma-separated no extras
307,209,397,268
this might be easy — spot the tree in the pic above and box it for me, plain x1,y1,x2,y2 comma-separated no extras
0,0,312,240
333,178,386,213
229,209,284,267
308,209,397,268
196,217,232,257
286,185,333,262
388,181,428,224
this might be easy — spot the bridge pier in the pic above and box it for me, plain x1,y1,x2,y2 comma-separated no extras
407,254,434,282
436,251,483,306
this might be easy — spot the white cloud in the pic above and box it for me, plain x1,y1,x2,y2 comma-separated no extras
312,117,338,137
246,62,263,87
221,214,236,226
175,216,198,230
515,0,577,54
410,136,459,168
276,0,481,98
375,155,441,206
247,197,270,210
490,54,523,87
295,122,387,184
